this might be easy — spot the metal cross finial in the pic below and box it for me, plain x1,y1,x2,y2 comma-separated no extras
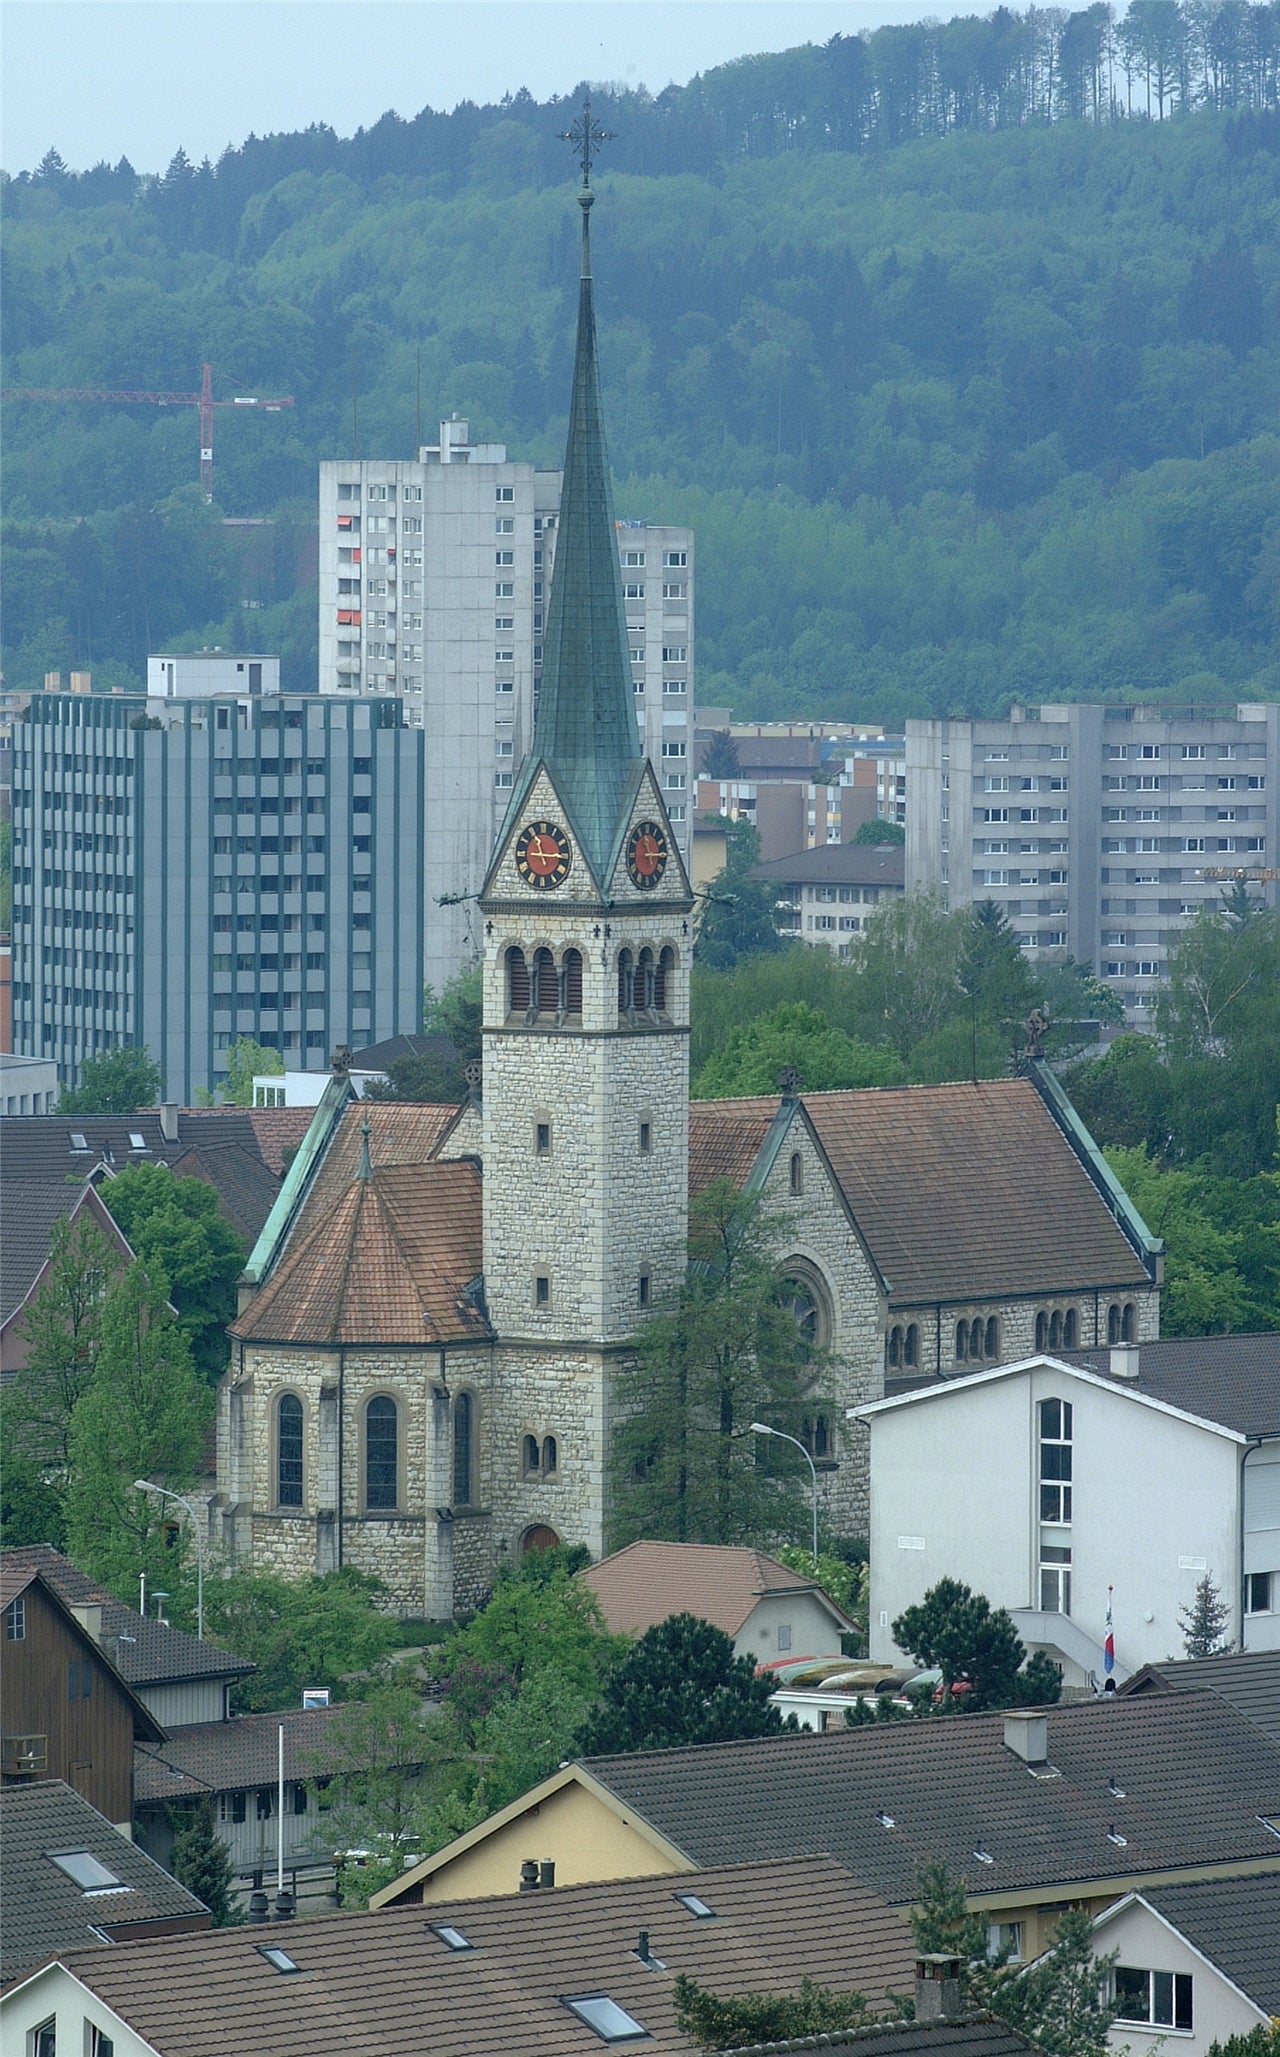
560,99,613,186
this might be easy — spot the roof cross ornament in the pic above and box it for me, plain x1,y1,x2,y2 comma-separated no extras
560,99,614,187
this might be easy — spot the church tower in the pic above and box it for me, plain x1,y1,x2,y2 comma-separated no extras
479,124,692,1437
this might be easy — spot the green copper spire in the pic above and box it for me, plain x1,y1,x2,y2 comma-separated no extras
532,133,641,881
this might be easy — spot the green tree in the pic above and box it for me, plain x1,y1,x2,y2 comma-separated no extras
166,1799,241,1925
0,1455,68,1549
202,1566,398,1711
959,900,1038,1031
851,817,904,845
1104,1146,1261,1334
221,1037,284,1107
1207,2030,1280,2057
59,1047,162,1114
1179,1571,1232,1658
773,1543,868,1633
99,1163,246,1381
4,1210,119,1476
693,1000,905,1098
423,962,484,1064
437,1552,620,1698
64,1263,212,1607
892,1578,1062,1712
363,1048,467,1104
674,1974,872,2050
847,892,966,1062
314,1680,448,1906
578,1613,788,1757
696,819,785,971
609,1182,834,1549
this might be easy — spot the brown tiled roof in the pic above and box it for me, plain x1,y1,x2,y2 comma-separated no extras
289,1100,465,1245
1119,1646,1280,1745
1062,1332,1280,1438
57,1856,917,2056
0,1547,252,1687
169,1142,279,1247
180,1105,313,1179
231,1159,487,1346
1137,1872,1280,2013
581,1543,854,1642
689,1102,777,1199
134,1705,356,1802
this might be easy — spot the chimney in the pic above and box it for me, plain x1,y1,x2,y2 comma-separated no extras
248,1889,269,1924
70,670,92,696
158,1103,179,1143
519,1860,541,1892
915,1956,964,2023
539,1861,555,1891
1004,1712,1048,1764
636,1931,651,1963
1109,1345,1140,1380
70,1602,103,1643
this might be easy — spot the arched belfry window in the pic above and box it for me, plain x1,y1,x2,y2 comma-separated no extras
654,947,674,1013
277,1395,303,1508
506,947,530,1015
365,1396,398,1511
617,949,634,1015
636,948,655,1011
533,948,558,1016
560,948,583,1015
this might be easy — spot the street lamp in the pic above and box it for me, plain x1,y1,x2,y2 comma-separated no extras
749,1423,818,1565
134,1481,205,1639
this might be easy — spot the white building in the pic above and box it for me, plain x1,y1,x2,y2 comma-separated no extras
318,422,694,988
0,1052,58,1115
906,701,1279,1021
147,651,280,697
858,1335,1280,1688
1092,1875,1280,2057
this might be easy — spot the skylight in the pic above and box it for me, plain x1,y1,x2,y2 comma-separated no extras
70,1133,89,1151
431,1924,474,1951
50,1851,124,1892
129,1133,147,1150
674,1892,716,1918
562,1993,650,2043
257,1945,301,1973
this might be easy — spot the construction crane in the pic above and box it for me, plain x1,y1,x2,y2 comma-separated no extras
0,362,294,501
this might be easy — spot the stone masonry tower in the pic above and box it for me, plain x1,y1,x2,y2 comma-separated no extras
480,122,693,1421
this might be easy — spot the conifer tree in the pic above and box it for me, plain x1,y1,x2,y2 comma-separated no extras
167,1799,240,1925
1179,1572,1232,1658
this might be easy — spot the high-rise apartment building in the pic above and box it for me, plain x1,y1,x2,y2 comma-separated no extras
907,701,1279,1019
11,690,424,1101
318,420,694,988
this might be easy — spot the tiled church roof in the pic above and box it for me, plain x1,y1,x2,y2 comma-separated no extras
289,1100,466,1245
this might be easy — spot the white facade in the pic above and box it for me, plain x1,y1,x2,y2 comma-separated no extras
906,701,1279,1022
2,1967,146,2057
1092,1895,1269,2057
147,651,280,697
318,424,694,989
0,1053,58,1115
859,1355,1269,1688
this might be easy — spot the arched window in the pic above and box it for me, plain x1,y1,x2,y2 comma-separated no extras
803,1415,831,1460
533,948,558,1016
782,1274,826,1353
905,1323,920,1369
522,1434,540,1477
1063,1309,1078,1348
955,1321,968,1361
542,1435,558,1476
985,1316,999,1358
1107,1303,1121,1345
1036,1311,1048,1352
277,1395,303,1508
970,1317,984,1360
887,1326,902,1369
790,1152,804,1196
453,1392,475,1507
617,949,634,1014
1121,1302,1136,1342
365,1396,398,1511
506,946,530,1015
635,947,655,1010
560,948,583,1015
1048,1311,1063,1351
654,946,675,1013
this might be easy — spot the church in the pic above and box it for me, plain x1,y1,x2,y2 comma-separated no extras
213,163,1162,1617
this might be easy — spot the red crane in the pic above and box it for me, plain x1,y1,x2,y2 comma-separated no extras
0,362,295,500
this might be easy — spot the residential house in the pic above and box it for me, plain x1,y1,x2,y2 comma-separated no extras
858,1334,1280,1688
0,1782,209,1991
1092,1873,1280,2056
1,1855,918,2057
373,1690,1280,1961
1120,1646,1280,1741
578,1542,855,1665
750,841,904,955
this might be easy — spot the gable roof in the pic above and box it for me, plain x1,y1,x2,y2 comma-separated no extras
38,1857,916,2057
0,1782,209,1989
569,1690,1280,1908
287,1097,465,1245
750,844,905,890
0,1547,252,1688
1119,1647,1280,1744
134,1704,358,1803
580,1542,855,1643
167,1140,282,1247
0,1178,131,1333
1120,1872,1280,2014
1062,1332,1280,1439
230,1157,488,1346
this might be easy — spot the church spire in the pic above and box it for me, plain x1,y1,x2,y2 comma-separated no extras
531,107,640,881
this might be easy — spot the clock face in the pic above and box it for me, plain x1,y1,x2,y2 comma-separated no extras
515,820,573,890
626,820,669,891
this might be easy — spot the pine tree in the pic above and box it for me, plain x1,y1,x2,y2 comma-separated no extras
577,1613,786,1757
167,1799,240,1925
1179,1572,1232,1658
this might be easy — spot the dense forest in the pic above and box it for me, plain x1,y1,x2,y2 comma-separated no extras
3,3,1279,717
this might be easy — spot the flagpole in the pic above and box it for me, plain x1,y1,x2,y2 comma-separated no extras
1103,1585,1116,1693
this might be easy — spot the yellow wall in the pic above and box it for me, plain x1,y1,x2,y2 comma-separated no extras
417,1782,686,1904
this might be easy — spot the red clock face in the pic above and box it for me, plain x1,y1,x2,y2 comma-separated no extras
515,820,572,890
627,820,669,890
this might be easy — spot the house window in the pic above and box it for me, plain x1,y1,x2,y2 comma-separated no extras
535,1275,551,1307
987,1921,1023,1962
365,1396,398,1511
277,1395,303,1508
1039,1397,1073,1523
777,1624,792,1652
1040,1543,1072,1613
617,948,634,1014
789,1152,803,1196
802,1414,832,1461
536,1121,551,1156
452,1393,475,1506
955,1321,968,1361
639,1121,651,1154
638,1273,651,1309
1122,1302,1136,1341
1114,1969,1192,2031
904,1323,918,1368
4,1597,25,1640
654,947,674,1014
31,2021,56,2057
985,1316,999,1357
1245,1572,1274,1614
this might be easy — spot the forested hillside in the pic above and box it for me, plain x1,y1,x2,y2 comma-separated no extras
3,5,1279,716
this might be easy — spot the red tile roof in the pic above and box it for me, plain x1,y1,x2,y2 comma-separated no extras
290,1101,464,1245
580,1542,854,1641
689,1103,776,1200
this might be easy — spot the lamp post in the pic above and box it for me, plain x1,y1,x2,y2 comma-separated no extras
749,1423,818,1566
134,1481,205,1639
